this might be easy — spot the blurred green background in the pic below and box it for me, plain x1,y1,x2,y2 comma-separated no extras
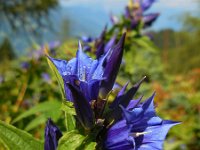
0,0,200,149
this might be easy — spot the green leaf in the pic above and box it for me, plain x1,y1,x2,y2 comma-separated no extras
24,115,46,131
61,101,75,115
12,101,61,123
57,131,85,150
0,120,43,150
84,142,96,150
61,101,76,131
76,136,96,150
133,36,158,53
58,131,96,150
64,113,75,132
47,56,65,98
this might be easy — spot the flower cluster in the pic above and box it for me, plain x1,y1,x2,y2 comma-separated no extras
111,0,159,30
44,33,179,150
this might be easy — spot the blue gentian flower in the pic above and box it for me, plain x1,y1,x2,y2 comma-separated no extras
44,119,62,150
48,34,125,100
48,34,125,129
46,33,179,149
104,93,180,150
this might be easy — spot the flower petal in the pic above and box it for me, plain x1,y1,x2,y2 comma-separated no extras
104,35,116,54
141,0,156,11
143,13,159,27
66,83,94,130
100,33,126,97
135,120,180,150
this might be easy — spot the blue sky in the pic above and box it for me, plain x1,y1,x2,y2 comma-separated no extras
60,0,198,34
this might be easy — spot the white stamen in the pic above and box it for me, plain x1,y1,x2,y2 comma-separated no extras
131,131,152,137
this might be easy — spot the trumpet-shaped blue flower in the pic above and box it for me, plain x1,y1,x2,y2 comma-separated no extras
46,33,179,149
104,93,180,150
48,34,125,101
48,34,125,129
44,119,62,150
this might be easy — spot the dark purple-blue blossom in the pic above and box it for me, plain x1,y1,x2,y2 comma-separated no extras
48,34,126,129
44,119,62,150
48,34,125,101
104,93,180,150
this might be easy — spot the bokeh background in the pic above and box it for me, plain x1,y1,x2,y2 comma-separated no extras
0,0,200,149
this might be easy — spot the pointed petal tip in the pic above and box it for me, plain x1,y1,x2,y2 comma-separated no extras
134,76,146,88
78,40,83,51
152,91,156,96
120,32,126,42
114,33,126,51
138,95,144,100
164,120,181,125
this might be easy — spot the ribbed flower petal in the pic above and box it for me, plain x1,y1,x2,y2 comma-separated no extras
110,77,145,109
79,79,101,102
66,83,94,130
104,120,134,150
104,91,180,150
104,35,116,54
135,121,180,150
109,81,129,109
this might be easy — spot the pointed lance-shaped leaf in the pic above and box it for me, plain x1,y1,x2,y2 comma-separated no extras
44,119,62,150
66,83,94,130
100,33,126,98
